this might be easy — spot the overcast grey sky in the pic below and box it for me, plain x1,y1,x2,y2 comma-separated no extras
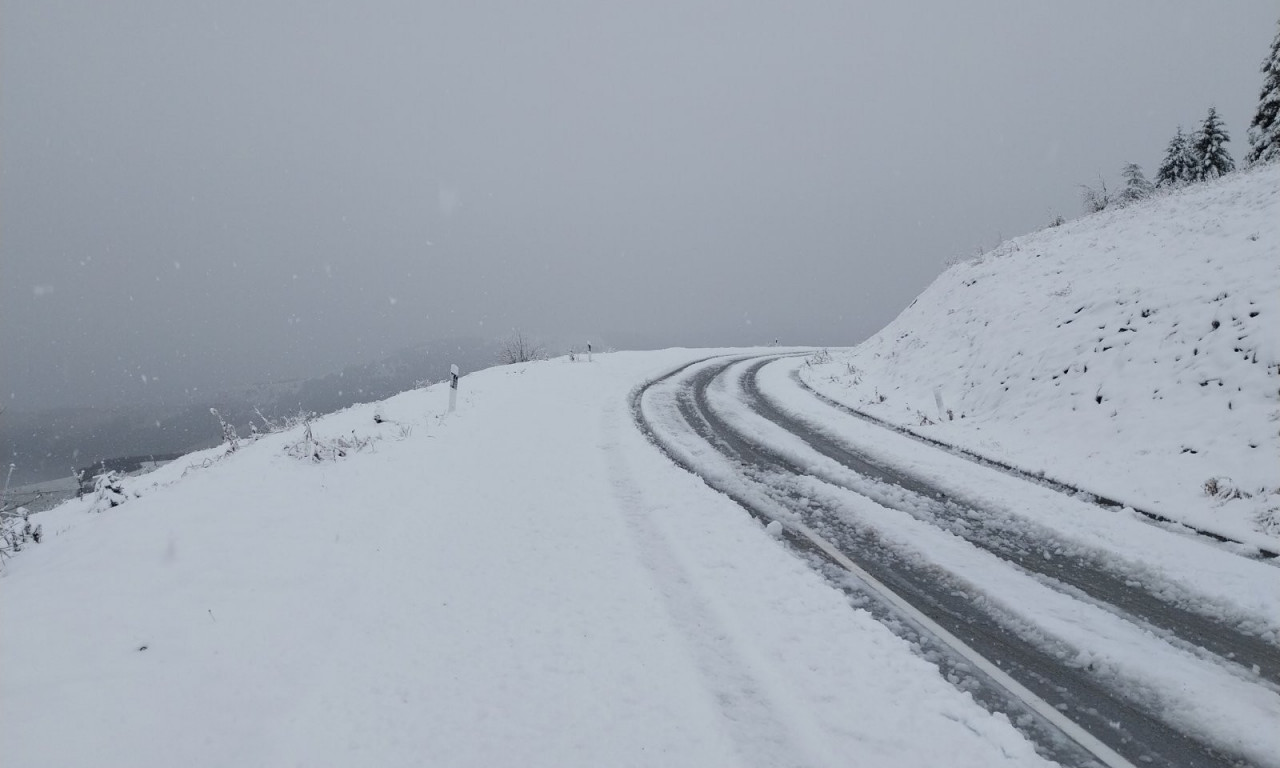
2,1,1276,410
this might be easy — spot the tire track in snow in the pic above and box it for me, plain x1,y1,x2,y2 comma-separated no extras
631,358,1109,768
737,357,1280,685
790,366,1279,561
636,354,1265,768
600,393,827,768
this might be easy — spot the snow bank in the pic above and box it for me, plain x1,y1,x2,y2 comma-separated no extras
803,163,1280,548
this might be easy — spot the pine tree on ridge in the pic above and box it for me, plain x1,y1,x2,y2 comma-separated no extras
1190,106,1235,181
1246,19,1280,166
1156,127,1195,186
1116,163,1153,205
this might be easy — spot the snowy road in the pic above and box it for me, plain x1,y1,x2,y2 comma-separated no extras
6,348,1278,768
0,349,1067,768
637,353,1280,768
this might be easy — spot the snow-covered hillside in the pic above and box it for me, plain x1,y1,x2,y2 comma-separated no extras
4,167,1277,768
803,163,1280,550
0,351,1051,768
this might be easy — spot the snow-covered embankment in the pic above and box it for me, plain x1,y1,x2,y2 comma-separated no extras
803,163,1280,550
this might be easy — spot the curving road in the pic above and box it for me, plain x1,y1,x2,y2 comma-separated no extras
634,352,1280,768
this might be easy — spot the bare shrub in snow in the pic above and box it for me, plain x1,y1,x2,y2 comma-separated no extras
1257,504,1280,537
1203,476,1252,501
210,408,240,452
373,411,413,439
252,407,280,433
253,407,314,435
284,419,375,463
806,349,832,366
497,331,546,364
1080,176,1110,213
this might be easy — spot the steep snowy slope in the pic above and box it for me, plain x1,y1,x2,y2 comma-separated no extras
803,163,1280,549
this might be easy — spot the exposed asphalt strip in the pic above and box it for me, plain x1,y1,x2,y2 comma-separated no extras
790,368,1280,561
739,357,1280,687
631,361,1104,768
632,354,1254,768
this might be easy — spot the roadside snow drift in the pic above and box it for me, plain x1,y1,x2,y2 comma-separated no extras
0,350,1051,768
803,163,1280,550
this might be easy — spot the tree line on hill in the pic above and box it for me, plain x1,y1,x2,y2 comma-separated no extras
1078,19,1280,215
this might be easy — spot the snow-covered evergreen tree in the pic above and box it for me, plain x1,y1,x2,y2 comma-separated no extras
1246,20,1280,166
1190,107,1234,180
90,470,128,512
1116,163,1153,205
1156,127,1195,186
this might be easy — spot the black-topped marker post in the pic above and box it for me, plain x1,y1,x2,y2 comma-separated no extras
449,364,459,413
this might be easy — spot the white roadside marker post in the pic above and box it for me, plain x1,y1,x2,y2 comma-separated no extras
933,387,945,423
448,364,460,413
587,342,592,363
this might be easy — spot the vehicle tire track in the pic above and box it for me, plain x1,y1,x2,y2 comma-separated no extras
635,354,1261,768
790,367,1279,560
602,393,830,768
736,357,1280,685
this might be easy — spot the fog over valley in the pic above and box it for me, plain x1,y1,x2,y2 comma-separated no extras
2,1,1275,482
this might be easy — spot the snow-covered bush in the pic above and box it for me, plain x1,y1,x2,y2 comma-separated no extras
1203,476,1252,501
90,470,129,513
1080,177,1110,213
283,419,374,463
1257,502,1280,537
806,348,833,366
0,507,42,563
1115,163,1154,206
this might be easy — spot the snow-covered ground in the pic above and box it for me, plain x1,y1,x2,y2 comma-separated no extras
754,357,1280,636
0,350,1053,768
5,167,1278,768
714,356,1280,765
802,163,1280,551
